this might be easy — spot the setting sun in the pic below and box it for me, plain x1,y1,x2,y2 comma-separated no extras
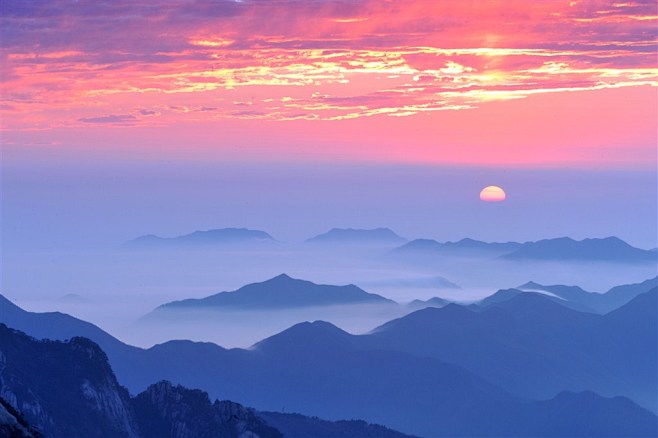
480,185,506,202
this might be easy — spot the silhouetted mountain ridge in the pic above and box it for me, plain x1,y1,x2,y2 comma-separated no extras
126,228,275,248
503,236,655,262
516,276,657,313
392,236,656,263
406,296,451,310
368,289,656,412
253,320,355,354
154,274,395,311
0,325,417,438
1,286,656,436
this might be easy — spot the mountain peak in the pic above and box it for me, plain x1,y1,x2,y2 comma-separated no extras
269,273,294,282
270,320,347,337
373,302,475,334
155,274,394,312
252,320,353,352
306,227,406,244
478,288,524,307
502,236,655,262
483,291,597,322
518,281,544,290
604,287,657,320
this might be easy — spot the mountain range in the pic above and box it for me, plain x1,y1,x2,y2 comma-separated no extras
123,230,657,266
501,236,656,262
406,297,451,310
370,288,657,412
151,274,396,312
1,280,656,437
393,236,656,263
516,276,658,313
125,228,275,248
0,325,417,438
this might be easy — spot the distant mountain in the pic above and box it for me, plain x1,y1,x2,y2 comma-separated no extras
393,236,658,263
125,228,275,248
393,238,521,256
479,288,596,313
517,277,657,313
489,390,658,438
593,287,658,406
477,288,523,307
306,228,406,245
240,321,516,437
250,320,359,356
600,276,658,311
441,238,521,253
393,238,441,252
406,296,451,310
0,302,542,436
141,313,656,437
502,236,656,262
517,281,596,301
153,274,396,311
2,291,656,437
369,290,658,413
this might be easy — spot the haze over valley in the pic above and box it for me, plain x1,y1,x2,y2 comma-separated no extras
4,227,656,348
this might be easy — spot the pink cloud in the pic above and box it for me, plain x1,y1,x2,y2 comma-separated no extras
1,0,655,167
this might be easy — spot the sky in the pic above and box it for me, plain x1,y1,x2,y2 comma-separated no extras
1,0,658,248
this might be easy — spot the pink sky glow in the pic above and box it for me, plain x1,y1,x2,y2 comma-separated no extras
1,0,656,167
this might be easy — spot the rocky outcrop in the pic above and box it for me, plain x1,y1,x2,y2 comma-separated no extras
0,324,283,438
0,397,42,438
0,324,139,437
133,381,283,438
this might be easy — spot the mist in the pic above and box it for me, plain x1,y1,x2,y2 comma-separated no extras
4,240,655,348
2,159,656,347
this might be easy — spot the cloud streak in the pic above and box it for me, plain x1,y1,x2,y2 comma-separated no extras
1,0,656,129
78,114,137,124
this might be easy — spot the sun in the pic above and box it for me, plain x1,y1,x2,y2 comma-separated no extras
480,186,506,202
